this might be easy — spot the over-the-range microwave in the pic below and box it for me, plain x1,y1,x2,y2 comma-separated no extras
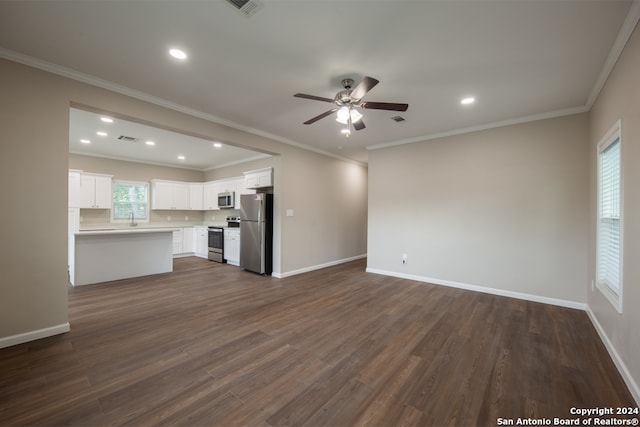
217,191,235,209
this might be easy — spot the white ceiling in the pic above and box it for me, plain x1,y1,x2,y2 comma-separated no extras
0,1,637,166
69,108,271,170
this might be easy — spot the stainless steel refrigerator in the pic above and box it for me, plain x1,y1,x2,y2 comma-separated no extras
240,193,273,275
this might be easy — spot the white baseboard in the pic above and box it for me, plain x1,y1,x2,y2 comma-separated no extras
366,268,586,310
273,254,367,279
0,323,70,350
585,307,640,406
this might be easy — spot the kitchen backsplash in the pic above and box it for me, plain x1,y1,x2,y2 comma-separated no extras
78,208,242,228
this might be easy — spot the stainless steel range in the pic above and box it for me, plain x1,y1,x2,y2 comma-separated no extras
207,226,224,263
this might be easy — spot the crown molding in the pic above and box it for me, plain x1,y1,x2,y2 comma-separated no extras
586,0,640,108
369,1,640,153
367,105,588,151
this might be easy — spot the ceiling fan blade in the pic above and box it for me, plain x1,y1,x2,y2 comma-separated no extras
303,108,338,125
294,93,335,103
361,101,409,112
349,76,379,101
353,119,366,131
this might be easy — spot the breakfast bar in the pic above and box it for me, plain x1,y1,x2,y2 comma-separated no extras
73,228,177,286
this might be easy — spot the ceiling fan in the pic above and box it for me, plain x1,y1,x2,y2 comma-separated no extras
294,76,409,136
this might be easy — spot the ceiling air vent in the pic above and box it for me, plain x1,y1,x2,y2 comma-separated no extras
391,115,406,123
117,135,140,143
225,0,264,17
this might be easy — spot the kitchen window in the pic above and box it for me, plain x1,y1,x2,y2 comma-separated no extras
112,180,149,223
596,120,623,313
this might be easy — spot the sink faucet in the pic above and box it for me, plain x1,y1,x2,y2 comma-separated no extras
129,211,138,227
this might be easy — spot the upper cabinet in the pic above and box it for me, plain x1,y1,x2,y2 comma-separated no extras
78,173,112,209
70,168,274,211
151,180,190,210
69,170,81,208
189,183,204,211
203,181,220,210
244,168,273,189
235,176,255,208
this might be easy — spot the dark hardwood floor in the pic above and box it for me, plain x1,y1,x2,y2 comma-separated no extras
0,257,635,426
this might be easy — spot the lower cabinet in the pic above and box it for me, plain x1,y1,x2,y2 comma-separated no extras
195,226,208,258
173,227,196,257
224,228,240,266
172,229,183,255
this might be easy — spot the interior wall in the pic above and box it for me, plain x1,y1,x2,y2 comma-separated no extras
204,156,275,181
368,113,589,304
588,20,640,401
278,148,368,275
0,57,368,345
0,60,70,341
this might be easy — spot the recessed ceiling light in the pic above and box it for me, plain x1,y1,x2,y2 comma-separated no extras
213,142,223,148
80,139,91,144
96,131,108,136
169,48,187,60
178,155,185,160
100,117,114,123
146,140,156,146
461,97,475,105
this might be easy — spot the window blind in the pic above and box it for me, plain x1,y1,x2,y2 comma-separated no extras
598,137,621,294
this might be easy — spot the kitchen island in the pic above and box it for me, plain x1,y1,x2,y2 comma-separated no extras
73,228,177,286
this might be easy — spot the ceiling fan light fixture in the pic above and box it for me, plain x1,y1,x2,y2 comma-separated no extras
350,108,363,123
336,106,350,124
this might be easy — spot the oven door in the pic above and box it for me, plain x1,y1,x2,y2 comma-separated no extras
208,227,225,263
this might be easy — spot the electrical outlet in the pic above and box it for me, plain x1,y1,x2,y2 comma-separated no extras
185,216,188,221
402,253,408,265
167,215,171,221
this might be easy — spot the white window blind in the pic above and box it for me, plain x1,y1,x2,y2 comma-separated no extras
596,121,622,312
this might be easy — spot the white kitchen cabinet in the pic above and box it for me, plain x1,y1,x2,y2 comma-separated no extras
172,228,183,255
79,173,112,209
189,183,204,210
173,227,198,257
234,177,255,209
183,227,195,254
151,180,190,210
68,170,81,207
68,207,80,285
224,228,240,266
244,168,273,189
217,178,237,194
195,226,208,258
203,181,220,210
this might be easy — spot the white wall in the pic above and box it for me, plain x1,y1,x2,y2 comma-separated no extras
588,20,640,402
368,113,590,306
